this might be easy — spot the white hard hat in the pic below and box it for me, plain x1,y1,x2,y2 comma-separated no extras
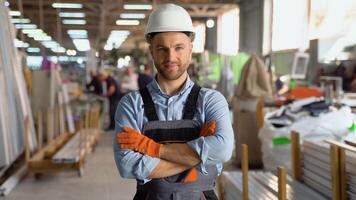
145,4,194,36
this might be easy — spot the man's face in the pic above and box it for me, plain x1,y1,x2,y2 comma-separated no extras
149,32,192,81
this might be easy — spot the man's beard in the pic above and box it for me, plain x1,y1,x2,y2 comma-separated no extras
156,63,186,80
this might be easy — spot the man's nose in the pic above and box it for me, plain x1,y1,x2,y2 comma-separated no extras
166,48,177,62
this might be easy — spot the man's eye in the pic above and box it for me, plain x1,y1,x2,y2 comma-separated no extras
176,47,184,51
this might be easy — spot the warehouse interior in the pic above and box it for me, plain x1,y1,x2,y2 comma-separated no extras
1,0,356,199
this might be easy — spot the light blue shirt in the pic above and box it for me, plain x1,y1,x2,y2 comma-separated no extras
113,76,234,183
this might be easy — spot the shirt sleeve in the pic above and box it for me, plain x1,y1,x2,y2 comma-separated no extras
187,90,234,174
113,94,160,183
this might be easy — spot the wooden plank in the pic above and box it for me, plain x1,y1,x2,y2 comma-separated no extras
325,140,356,153
241,144,248,200
291,131,302,181
25,117,30,163
277,167,287,200
54,106,59,138
37,111,43,151
339,148,346,200
46,108,51,144
330,144,341,200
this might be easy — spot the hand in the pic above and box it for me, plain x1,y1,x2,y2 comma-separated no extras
117,126,161,157
200,121,216,137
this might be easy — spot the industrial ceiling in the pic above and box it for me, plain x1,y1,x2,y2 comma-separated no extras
7,0,239,57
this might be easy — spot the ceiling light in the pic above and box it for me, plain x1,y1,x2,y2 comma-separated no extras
67,30,88,39
22,29,43,34
67,30,87,35
15,24,37,29
27,47,41,53
59,56,69,62
110,30,130,36
52,3,83,9
14,39,29,48
120,13,145,19
27,32,48,38
9,11,21,16
5,1,9,7
41,41,58,49
72,39,90,51
34,36,52,41
77,58,83,64
51,47,66,53
123,4,152,10
116,20,139,26
59,12,85,18
206,19,215,28
66,49,77,56
11,18,30,24
63,19,86,25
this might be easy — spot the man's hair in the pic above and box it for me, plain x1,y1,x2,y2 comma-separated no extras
145,32,195,44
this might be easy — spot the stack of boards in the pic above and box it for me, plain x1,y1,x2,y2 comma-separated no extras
52,129,99,164
0,2,37,170
346,147,356,199
221,171,326,200
301,140,333,198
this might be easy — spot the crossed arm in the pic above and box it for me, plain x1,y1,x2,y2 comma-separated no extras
113,91,234,181
150,143,205,178
117,123,215,179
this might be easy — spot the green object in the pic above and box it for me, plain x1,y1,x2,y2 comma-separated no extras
289,79,297,89
349,123,356,132
272,137,291,145
231,53,250,84
208,53,221,81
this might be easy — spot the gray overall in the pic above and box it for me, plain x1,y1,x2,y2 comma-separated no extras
133,84,219,200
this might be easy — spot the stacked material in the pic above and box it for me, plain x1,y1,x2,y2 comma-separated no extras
0,2,37,169
346,150,356,199
221,171,327,200
52,129,99,163
301,140,332,198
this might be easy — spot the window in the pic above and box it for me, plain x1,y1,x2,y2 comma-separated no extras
217,8,239,55
272,0,309,51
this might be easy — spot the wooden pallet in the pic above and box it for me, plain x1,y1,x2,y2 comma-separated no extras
219,143,326,200
26,104,101,178
291,132,342,200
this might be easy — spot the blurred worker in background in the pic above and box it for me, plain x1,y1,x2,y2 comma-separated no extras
137,64,153,90
121,65,139,93
113,4,234,200
98,72,122,131
86,71,102,95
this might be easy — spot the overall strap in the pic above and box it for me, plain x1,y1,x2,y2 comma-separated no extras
183,84,201,120
139,87,159,121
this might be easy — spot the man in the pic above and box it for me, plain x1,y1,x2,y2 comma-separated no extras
98,72,122,130
138,64,153,90
113,4,233,200
121,65,139,93
86,71,103,95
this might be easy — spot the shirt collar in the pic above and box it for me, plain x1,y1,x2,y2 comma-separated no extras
149,75,194,98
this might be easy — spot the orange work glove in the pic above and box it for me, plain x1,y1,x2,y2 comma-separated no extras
117,126,161,158
199,121,216,137
184,121,216,183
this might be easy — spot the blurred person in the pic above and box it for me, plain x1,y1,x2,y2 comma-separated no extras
121,65,139,93
138,64,153,90
98,72,122,131
86,71,103,95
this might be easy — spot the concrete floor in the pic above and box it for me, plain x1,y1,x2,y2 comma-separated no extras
1,133,136,200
